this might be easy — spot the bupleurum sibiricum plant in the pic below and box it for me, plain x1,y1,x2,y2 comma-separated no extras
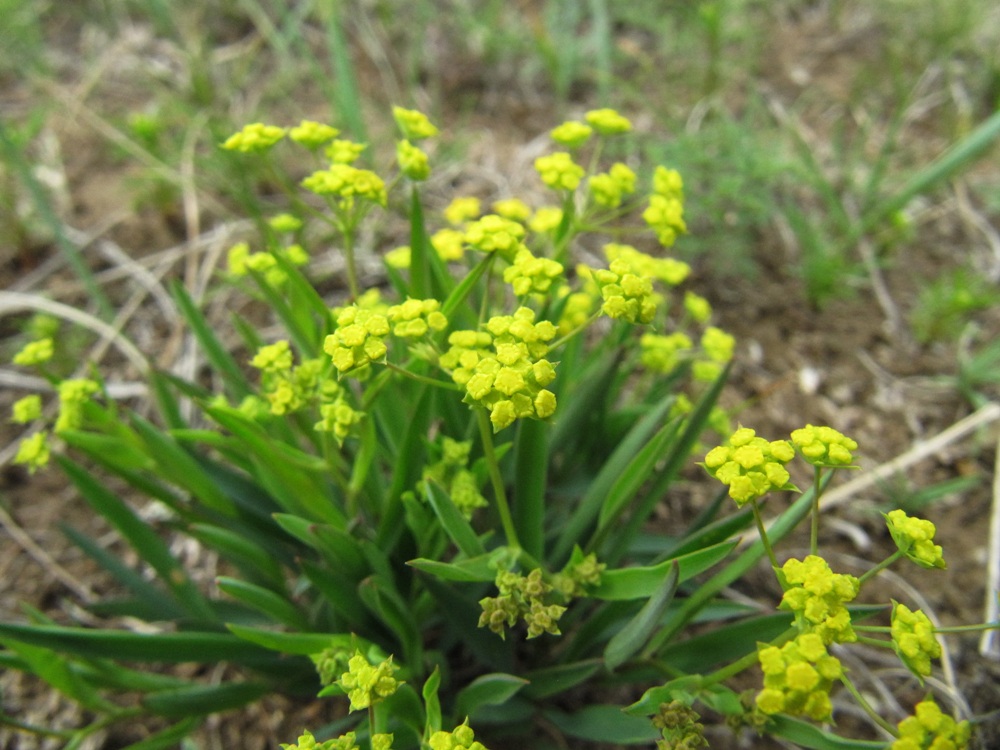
4,107,996,749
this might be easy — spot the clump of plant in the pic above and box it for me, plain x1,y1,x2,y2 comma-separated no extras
3,106,994,749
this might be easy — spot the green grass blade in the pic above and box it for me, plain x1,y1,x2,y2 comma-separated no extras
512,417,547,560
0,638,114,712
423,480,487,558
142,681,270,718
56,456,216,623
216,577,309,631
592,541,736,601
604,560,678,672
321,4,367,143
118,718,200,750
455,673,529,719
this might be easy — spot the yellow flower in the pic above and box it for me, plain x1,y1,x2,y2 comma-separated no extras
431,228,466,262
891,699,970,750
790,424,858,467
222,123,286,152
756,633,842,721
325,139,367,164
289,120,339,148
891,601,941,680
464,214,526,260
584,108,632,135
550,120,593,148
491,198,532,222
14,431,50,474
324,306,390,375
269,213,303,233
396,139,430,180
11,395,43,424
337,651,402,712
503,248,564,297
534,152,585,191
443,196,481,225
885,509,946,569
392,106,439,140
779,555,859,644
528,206,563,234
702,427,796,506
386,298,448,338
13,338,54,366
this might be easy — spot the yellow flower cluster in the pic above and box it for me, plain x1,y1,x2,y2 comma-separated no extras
684,291,712,322
702,427,796,506
55,378,100,433
588,163,637,208
326,139,366,164
269,213,303,233
585,108,632,135
464,214,526,260
550,120,593,148
11,395,42,424
14,431,50,474
392,106,439,140
534,152,585,191
503,248,564,297
640,332,692,374
552,552,606,598
396,139,430,180
337,651,402,712
421,437,488,519
891,601,941,680
756,633,843,721
431,228,466,262
604,243,690,286
492,198,531,222
314,399,364,445
228,242,309,287
790,424,858,467
479,569,566,639
528,206,563,234
281,729,356,750
13,338,54,366
386,297,447,338
301,164,387,206
222,123,286,152
289,120,339,149
779,555,859,644
443,196,481,225
693,326,736,383
891,700,970,750
885,509,947,570
591,256,656,324
324,306,390,374
440,308,558,432
428,721,489,750
643,167,687,247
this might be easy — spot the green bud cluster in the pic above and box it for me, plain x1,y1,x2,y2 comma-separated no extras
652,701,708,750
13,337,54,366
421,437,488,519
478,568,567,639
428,720,489,750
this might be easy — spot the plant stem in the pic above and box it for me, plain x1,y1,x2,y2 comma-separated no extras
840,674,899,737
385,362,462,391
342,223,360,300
810,466,822,555
477,408,521,551
545,310,602,352
751,499,779,571
858,549,905,587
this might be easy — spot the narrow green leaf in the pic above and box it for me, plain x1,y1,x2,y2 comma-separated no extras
592,541,737,601
300,560,370,628
226,625,368,656
423,480,486,558
553,389,677,562
659,613,793,673
148,368,186,430
188,524,286,592
216,577,310,631
441,253,494,319
357,576,422,669
0,623,270,664
56,456,215,622
521,659,602,700
169,280,250,398
59,430,153,472
422,667,442,735
543,705,659,745
0,638,113,712
512,418,546,560
604,561,678,671
455,673,529,719
767,715,887,749
143,682,269,718
119,718,200,750
408,185,431,298
130,414,236,517
407,556,496,583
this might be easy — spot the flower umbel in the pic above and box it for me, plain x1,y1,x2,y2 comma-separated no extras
222,123,286,152
885,509,947,569
337,651,402,712
790,424,859,467
428,720,489,750
702,427,796,506
891,600,941,681
756,633,843,721
891,699,970,750
778,555,859,644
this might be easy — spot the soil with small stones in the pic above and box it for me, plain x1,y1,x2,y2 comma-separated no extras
3,7,1000,750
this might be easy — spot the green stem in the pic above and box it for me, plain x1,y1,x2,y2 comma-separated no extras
701,627,798,687
855,635,894,649
751,499,780,572
342,223,360,301
934,621,1000,634
840,674,899,737
545,310,602,352
368,704,377,747
476,408,521,551
385,362,462,391
857,549,905,588
810,466,822,555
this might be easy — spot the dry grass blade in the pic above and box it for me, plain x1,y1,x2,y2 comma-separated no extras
982,429,1000,658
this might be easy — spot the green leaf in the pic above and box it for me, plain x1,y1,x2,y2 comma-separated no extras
543,705,659,744
423,480,486,558
553,389,677,562
0,623,270,664
59,429,153,472
170,280,250,399
512,417,547,560
131,414,236,517
407,555,496,583
441,253,494,319
119,718,200,750
592,541,737,600
226,625,369,656
604,560,678,671
659,613,794,673
455,673,529,719
0,638,114,712
767,714,887,749
188,524,286,592
521,659,602,700
357,576,422,669
216,577,310,631
143,681,270,718
56,456,215,622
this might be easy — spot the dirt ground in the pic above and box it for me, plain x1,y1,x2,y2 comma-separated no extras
2,5,1000,750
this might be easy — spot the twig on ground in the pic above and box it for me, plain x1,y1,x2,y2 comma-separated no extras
981,427,1000,659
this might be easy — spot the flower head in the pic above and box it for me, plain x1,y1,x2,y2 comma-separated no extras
337,651,402,712
392,106,439,140
386,298,448,338
14,431,50,474
443,196,481,225
885,509,946,569
756,633,842,721
326,139,367,164
891,601,941,681
222,123,286,153
289,120,339,148
503,248,564,297
428,720,489,750
281,729,357,750
397,139,431,180
790,424,858,467
778,555,859,644
550,120,593,148
702,427,796,506
324,306,390,375
585,108,632,135
13,338,54,366
891,699,970,750
534,152,585,192
11,395,43,424
464,214,526,260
